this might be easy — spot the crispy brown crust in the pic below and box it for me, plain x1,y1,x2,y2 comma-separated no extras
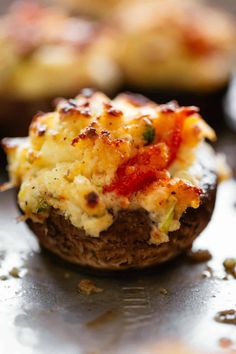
27,145,217,270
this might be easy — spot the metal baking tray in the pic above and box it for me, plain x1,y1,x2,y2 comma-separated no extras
1,1,236,353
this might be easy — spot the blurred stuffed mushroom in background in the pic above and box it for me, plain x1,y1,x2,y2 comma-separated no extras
113,0,236,92
0,1,120,137
112,0,236,125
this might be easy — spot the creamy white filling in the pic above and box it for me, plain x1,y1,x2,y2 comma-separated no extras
18,142,215,244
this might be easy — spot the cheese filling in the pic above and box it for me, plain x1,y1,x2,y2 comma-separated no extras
3,90,216,245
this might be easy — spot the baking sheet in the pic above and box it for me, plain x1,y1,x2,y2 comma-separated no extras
0,1,236,353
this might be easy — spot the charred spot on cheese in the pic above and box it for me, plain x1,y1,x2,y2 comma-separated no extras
82,101,90,108
100,130,126,148
104,103,122,117
85,192,99,208
110,138,126,148
83,126,98,139
60,101,91,118
62,106,91,117
107,108,122,117
100,130,110,138
72,126,98,145
37,124,47,137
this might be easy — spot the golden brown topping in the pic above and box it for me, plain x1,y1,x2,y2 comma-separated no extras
100,130,110,137
85,191,99,208
3,90,216,240
104,103,122,117
72,126,98,145
60,101,91,118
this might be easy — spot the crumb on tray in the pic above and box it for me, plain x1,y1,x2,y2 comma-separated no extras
187,249,212,263
159,288,168,295
214,309,236,325
201,266,213,278
223,258,236,279
9,267,20,278
78,279,104,295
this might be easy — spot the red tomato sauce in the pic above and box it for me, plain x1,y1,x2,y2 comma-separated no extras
104,108,196,197
103,144,169,197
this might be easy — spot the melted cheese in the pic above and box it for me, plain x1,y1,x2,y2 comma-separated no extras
3,90,216,244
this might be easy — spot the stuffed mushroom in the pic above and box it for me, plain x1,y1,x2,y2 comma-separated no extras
3,89,218,270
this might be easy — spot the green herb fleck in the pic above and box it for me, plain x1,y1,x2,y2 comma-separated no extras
36,201,49,214
143,125,155,145
159,203,176,234
37,207,47,213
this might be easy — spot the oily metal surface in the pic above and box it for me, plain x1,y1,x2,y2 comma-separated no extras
0,1,236,354
0,173,236,354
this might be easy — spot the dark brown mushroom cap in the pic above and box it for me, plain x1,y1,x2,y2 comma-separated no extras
27,144,217,271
